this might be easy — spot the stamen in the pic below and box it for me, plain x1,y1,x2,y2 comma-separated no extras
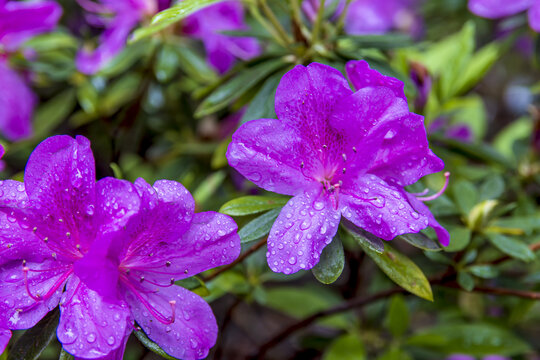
165,261,171,267
416,172,450,202
22,266,73,303
342,153,347,161
410,188,430,196
300,161,304,168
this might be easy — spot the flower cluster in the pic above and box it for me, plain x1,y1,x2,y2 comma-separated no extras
76,0,259,74
469,0,540,32
227,60,448,274
0,135,241,359
0,0,62,140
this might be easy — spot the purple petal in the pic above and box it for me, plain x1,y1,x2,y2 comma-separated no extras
345,60,406,99
339,174,429,240
267,189,341,274
124,284,217,360
0,328,11,353
183,1,260,73
274,63,352,149
95,177,140,233
0,61,35,141
468,0,533,18
0,0,62,51
76,14,139,75
528,1,540,32
0,259,68,330
369,113,445,186
141,211,241,282
227,118,317,196
403,192,450,246
116,179,194,268
58,276,130,359
24,135,96,256
344,0,399,35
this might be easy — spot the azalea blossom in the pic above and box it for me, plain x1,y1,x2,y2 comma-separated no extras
76,0,165,74
227,60,448,274
0,0,62,141
302,0,422,37
469,0,540,32
182,1,260,73
73,177,241,359
0,135,241,359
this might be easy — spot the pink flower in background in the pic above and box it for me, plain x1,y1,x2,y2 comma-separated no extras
183,1,260,73
0,0,62,141
469,0,540,32
76,0,162,74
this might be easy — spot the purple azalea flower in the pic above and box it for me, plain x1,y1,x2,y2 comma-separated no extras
0,0,62,141
469,0,540,32
183,1,261,74
0,0,62,51
74,178,241,359
301,0,422,37
76,0,164,74
227,60,449,274
0,135,240,359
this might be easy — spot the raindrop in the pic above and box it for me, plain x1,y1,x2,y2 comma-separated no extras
87,333,96,343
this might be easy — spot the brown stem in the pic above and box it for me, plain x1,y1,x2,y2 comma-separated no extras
202,237,268,282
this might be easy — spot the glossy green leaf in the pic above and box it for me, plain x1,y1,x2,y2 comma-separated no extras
323,333,366,360
7,309,59,360
467,265,499,279
176,276,210,297
384,294,409,338
407,323,531,356
444,226,472,252
486,233,536,262
312,234,345,284
452,180,478,216
240,71,282,124
133,329,178,360
195,58,288,117
58,350,74,360
343,221,384,253
131,0,229,42
33,89,76,137
457,271,475,291
360,242,433,301
219,195,289,216
238,208,280,243
479,174,505,201
398,232,442,251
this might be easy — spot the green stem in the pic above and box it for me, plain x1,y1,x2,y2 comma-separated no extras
59,349,74,360
248,3,287,48
311,0,326,45
336,0,353,34
260,0,293,46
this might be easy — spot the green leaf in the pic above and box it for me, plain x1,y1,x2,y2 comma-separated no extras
377,347,413,360
384,294,409,338
192,170,226,205
58,349,74,360
452,180,478,216
33,89,77,137
195,58,288,117
479,174,505,201
312,234,345,284
131,0,229,42
343,221,384,254
210,137,231,169
486,233,536,262
240,71,282,124
238,208,280,243
398,232,442,251
360,242,433,301
100,73,142,116
219,195,289,216
337,33,413,50
406,323,531,356
492,216,540,235
455,42,500,95
323,333,366,360
444,226,472,252
175,276,210,297
467,200,498,231
174,45,217,84
7,309,59,360
133,329,178,360
467,265,499,279
457,271,475,291
493,117,532,159
154,43,181,83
